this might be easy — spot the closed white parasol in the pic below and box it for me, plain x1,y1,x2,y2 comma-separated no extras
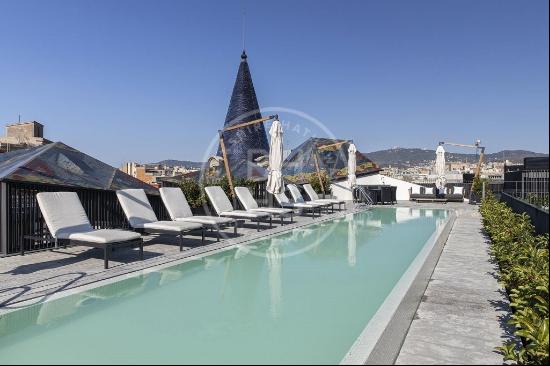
348,143,357,188
266,120,284,194
435,145,446,176
435,145,447,187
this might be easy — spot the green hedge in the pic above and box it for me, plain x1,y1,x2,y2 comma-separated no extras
177,177,256,209
284,171,332,195
307,171,332,195
480,194,549,364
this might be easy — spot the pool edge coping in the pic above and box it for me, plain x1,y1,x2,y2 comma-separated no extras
339,208,457,365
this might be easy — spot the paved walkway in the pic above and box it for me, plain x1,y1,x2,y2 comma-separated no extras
395,204,514,365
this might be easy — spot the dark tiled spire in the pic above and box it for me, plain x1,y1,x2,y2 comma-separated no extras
217,51,270,178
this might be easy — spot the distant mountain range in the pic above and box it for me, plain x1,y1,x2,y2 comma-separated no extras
151,159,204,169
366,148,548,168
152,149,548,170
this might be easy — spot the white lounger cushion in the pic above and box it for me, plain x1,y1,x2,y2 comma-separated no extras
274,192,319,209
116,189,159,227
287,184,307,203
315,198,342,204
36,192,140,243
64,229,141,244
235,187,293,216
204,186,234,214
424,187,434,195
205,186,270,219
453,186,464,195
37,192,93,237
140,221,202,233
250,207,293,215
303,184,345,204
160,187,234,226
117,189,202,232
159,187,193,219
302,184,321,201
411,186,422,194
287,185,328,207
219,210,270,219
175,216,234,226
274,192,296,206
235,187,260,210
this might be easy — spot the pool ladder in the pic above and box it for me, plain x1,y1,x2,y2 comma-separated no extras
354,185,374,209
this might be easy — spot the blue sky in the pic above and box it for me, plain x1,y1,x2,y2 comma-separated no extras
1,0,548,166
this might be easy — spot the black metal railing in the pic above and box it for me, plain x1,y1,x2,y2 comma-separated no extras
250,180,268,206
501,192,549,234
1,181,169,256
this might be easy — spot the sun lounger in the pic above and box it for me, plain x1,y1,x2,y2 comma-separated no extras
116,189,205,251
409,186,436,201
302,183,346,211
234,186,293,225
287,184,332,213
409,185,464,203
273,190,322,218
446,186,465,202
159,187,238,241
204,186,272,231
36,192,143,269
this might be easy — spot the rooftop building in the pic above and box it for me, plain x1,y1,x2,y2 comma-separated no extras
0,142,155,193
0,121,52,153
282,137,380,182
120,162,200,187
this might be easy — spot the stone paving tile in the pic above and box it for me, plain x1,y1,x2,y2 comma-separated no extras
415,300,511,324
397,339,503,365
405,318,509,344
395,204,513,365
423,286,507,305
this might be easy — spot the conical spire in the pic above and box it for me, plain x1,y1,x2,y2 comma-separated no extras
217,51,270,178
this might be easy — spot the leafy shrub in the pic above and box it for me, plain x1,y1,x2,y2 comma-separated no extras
334,161,375,178
284,171,332,196
177,176,257,209
203,176,256,199
480,193,549,364
525,193,550,210
471,176,489,197
177,179,206,208
307,171,332,196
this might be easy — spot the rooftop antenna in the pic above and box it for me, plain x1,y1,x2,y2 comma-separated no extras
241,0,246,52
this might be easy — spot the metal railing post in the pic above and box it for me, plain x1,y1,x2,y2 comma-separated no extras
521,173,525,200
0,182,6,257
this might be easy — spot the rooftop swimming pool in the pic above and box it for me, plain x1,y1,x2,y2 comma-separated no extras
0,207,450,364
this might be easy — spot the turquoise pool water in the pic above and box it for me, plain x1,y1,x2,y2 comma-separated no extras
0,208,448,364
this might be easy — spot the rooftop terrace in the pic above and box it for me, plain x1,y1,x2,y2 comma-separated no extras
0,201,514,365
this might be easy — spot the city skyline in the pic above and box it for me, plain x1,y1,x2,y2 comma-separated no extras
1,0,548,167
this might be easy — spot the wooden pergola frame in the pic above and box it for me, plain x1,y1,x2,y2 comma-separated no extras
218,114,278,196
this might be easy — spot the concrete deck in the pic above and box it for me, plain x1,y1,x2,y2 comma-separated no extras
395,202,514,365
0,207,356,309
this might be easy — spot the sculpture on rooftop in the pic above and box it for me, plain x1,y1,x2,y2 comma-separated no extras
216,51,270,179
